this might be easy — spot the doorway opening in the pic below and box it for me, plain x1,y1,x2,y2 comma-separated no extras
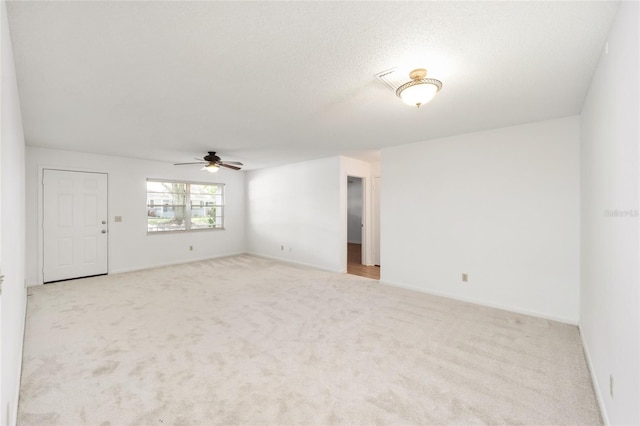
347,176,380,280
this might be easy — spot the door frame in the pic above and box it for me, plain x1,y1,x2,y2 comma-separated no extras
343,173,371,271
371,176,381,266
38,166,109,285
346,176,366,264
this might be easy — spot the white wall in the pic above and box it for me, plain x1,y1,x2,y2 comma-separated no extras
1,1,27,423
579,2,639,424
25,147,246,285
381,116,580,323
245,155,373,273
347,178,363,244
245,156,343,272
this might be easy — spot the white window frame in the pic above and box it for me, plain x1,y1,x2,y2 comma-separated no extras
146,179,225,233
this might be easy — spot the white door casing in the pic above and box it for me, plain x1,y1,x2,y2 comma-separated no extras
347,176,366,265
43,169,108,283
372,177,381,266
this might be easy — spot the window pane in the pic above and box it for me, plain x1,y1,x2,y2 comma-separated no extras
189,184,223,229
191,205,222,229
191,186,222,203
147,181,186,194
147,193,186,206
190,184,220,195
147,205,187,232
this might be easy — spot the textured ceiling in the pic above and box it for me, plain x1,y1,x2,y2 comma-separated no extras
6,1,618,169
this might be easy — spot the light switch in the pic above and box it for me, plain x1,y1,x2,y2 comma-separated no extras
114,216,122,223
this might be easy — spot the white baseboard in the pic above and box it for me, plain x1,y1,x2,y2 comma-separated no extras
28,252,248,286
109,251,247,275
247,252,343,274
32,251,338,283
9,287,28,426
379,279,578,325
579,326,609,425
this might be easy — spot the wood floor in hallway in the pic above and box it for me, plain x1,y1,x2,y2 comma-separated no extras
347,243,380,280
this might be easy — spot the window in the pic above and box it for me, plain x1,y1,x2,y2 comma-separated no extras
146,180,224,233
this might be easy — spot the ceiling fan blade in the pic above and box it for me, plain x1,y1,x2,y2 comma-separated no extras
174,162,207,165
222,161,243,166
219,163,242,170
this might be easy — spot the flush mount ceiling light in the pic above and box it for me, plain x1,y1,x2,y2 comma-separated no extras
395,68,443,108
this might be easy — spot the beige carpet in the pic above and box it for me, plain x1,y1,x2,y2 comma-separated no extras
19,255,600,425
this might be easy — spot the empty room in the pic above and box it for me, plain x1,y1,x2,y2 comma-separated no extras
1,1,639,425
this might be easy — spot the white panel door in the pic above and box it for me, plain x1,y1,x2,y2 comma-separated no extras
43,170,108,283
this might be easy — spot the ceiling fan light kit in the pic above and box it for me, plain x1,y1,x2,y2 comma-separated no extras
396,68,443,108
203,164,220,173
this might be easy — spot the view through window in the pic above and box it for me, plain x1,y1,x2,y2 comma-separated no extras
146,180,224,232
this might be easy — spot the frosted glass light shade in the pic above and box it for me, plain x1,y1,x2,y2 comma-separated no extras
203,164,220,173
396,78,442,108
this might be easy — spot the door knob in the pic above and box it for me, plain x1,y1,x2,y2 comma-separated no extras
101,229,107,234
101,220,107,224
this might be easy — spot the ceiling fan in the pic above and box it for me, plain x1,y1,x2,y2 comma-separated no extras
174,152,243,173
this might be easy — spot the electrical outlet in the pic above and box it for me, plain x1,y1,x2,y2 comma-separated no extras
462,273,468,282
114,216,122,223
189,245,193,251
610,374,614,399
288,247,292,252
